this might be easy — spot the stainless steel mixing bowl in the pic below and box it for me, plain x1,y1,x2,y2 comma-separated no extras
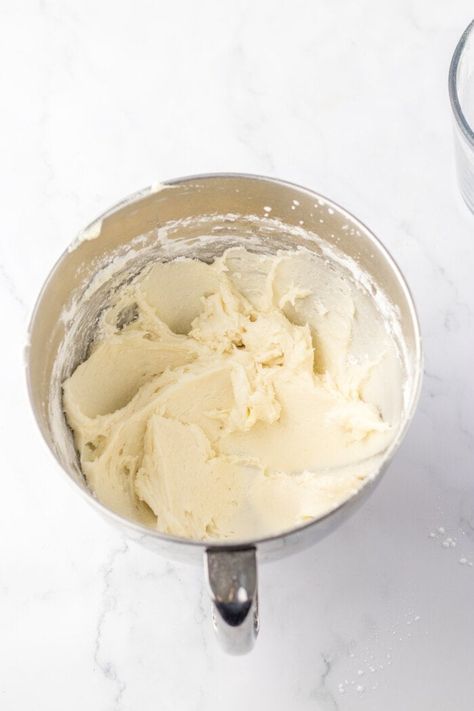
26,174,422,654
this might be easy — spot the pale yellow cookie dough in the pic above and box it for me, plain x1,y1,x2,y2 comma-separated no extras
63,246,404,540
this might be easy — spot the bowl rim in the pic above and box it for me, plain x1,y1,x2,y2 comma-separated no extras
449,19,474,147
26,172,423,551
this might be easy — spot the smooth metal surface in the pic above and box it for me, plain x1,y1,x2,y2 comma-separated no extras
206,548,258,654
26,173,423,652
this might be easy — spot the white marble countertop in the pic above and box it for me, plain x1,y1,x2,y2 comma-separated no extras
2,1,474,709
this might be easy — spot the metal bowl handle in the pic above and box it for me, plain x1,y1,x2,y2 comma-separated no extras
205,547,259,654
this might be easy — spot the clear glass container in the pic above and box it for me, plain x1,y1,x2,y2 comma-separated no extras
449,19,474,212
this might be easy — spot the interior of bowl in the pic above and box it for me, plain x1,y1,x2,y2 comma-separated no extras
27,174,422,545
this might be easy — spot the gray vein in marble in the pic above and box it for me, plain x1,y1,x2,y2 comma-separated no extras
195,579,214,671
225,40,276,174
93,538,129,711
0,264,28,314
309,653,339,711
395,219,467,303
